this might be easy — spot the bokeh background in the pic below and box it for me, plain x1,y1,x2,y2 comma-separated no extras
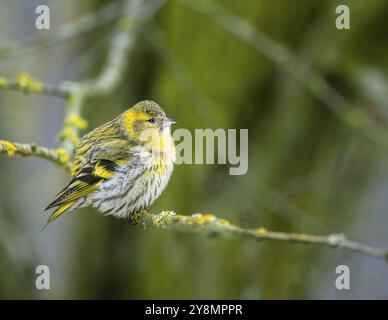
1,0,388,299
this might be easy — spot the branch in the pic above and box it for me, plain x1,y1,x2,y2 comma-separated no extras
0,73,69,98
0,140,71,171
132,211,388,262
2,138,384,262
2,135,387,262
1,0,167,155
0,0,131,59
57,0,167,155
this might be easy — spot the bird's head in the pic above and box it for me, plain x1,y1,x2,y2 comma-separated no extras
121,100,176,150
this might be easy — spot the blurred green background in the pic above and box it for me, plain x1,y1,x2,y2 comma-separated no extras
1,0,388,299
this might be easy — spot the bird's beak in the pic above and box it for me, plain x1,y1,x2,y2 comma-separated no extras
163,118,176,127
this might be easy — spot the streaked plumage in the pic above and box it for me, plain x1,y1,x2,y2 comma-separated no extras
45,100,175,226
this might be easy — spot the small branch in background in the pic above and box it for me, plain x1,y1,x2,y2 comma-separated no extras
354,68,388,121
133,211,388,262
0,140,72,172
176,0,388,148
0,0,128,59
0,73,69,98
0,0,167,155
57,0,167,155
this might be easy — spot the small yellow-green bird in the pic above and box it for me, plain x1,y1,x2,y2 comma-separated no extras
45,100,176,226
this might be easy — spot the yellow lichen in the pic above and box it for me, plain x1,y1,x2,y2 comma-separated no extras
16,72,43,93
151,216,159,226
196,214,216,225
218,218,230,226
256,227,267,235
0,140,17,157
152,215,164,227
299,234,309,240
58,127,80,145
0,76,8,87
150,211,177,227
130,211,143,224
65,114,88,130
55,148,70,164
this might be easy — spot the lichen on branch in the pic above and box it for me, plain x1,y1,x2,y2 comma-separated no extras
0,140,71,171
132,211,388,261
0,72,69,97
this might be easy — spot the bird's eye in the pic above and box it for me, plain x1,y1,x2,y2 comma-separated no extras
147,118,156,123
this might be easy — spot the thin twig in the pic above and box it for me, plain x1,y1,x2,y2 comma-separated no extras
0,73,70,98
133,211,388,261
0,0,130,59
0,140,71,172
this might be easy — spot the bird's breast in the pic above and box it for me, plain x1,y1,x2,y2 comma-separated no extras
90,144,174,218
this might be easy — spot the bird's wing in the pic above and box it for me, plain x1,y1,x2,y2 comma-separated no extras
45,136,134,226
71,117,128,176
44,158,122,224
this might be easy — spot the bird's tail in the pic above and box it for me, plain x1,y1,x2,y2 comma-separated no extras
42,201,75,231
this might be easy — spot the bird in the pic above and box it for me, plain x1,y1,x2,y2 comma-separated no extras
44,100,176,228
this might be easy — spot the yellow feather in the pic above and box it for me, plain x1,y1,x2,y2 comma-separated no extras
122,108,149,136
47,201,75,224
60,180,103,204
94,166,115,179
